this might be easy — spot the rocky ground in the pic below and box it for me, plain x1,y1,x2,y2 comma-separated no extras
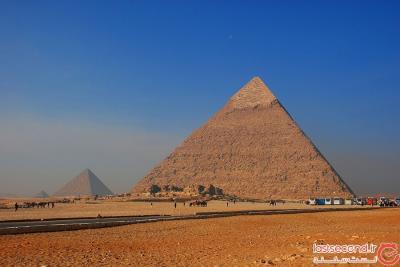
0,208,398,266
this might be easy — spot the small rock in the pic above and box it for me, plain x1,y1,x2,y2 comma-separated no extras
286,254,298,261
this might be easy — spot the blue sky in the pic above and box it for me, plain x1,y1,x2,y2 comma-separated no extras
0,0,399,195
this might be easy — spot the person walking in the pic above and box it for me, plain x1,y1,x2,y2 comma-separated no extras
14,202,18,212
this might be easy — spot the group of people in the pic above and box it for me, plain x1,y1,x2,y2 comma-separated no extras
189,200,208,207
167,199,240,208
150,200,209,208
269,200,277,206
14,201,55,211
227,199,238,206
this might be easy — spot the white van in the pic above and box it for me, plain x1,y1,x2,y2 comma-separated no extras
333,197,344,205
344,199,353,205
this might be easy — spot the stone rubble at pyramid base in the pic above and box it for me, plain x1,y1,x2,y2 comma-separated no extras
136,182,351,201
136,184,226,199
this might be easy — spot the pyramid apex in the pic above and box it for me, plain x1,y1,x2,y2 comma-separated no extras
228,76,277,109
82,168,92,174
250,76,263,82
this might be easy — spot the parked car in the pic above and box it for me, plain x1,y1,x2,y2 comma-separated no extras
333,197,344,205
325,198,332,205
315,198,325,205
354,198,367,205
308,198,316,205
378,197,396,207
344,199,353,205
367,197,378,206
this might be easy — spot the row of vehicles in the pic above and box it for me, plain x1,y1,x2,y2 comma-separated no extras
307,197,400,206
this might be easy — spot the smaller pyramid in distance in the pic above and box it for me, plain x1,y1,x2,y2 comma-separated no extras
53,169,113,197
34,190,49,198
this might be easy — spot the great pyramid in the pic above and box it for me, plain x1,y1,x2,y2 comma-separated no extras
54,169,113,196
132,77,354,199
34,190,49,198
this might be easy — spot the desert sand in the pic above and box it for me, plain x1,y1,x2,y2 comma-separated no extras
1,208,398,266
0,200,367,221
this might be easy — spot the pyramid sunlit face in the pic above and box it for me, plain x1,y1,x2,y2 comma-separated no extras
132,77,354,199
54,169,113,197
228,76,277,109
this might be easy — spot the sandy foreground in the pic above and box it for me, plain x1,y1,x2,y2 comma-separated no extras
0,200,363,221
0,208,399,266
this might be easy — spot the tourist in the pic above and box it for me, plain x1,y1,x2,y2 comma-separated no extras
14,202,18,212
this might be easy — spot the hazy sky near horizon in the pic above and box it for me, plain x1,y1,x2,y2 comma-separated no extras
1,1,399,196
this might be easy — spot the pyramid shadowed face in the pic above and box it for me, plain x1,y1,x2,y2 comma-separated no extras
132,77,354,199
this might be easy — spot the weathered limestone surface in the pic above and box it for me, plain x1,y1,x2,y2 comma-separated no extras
132,77,354,199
